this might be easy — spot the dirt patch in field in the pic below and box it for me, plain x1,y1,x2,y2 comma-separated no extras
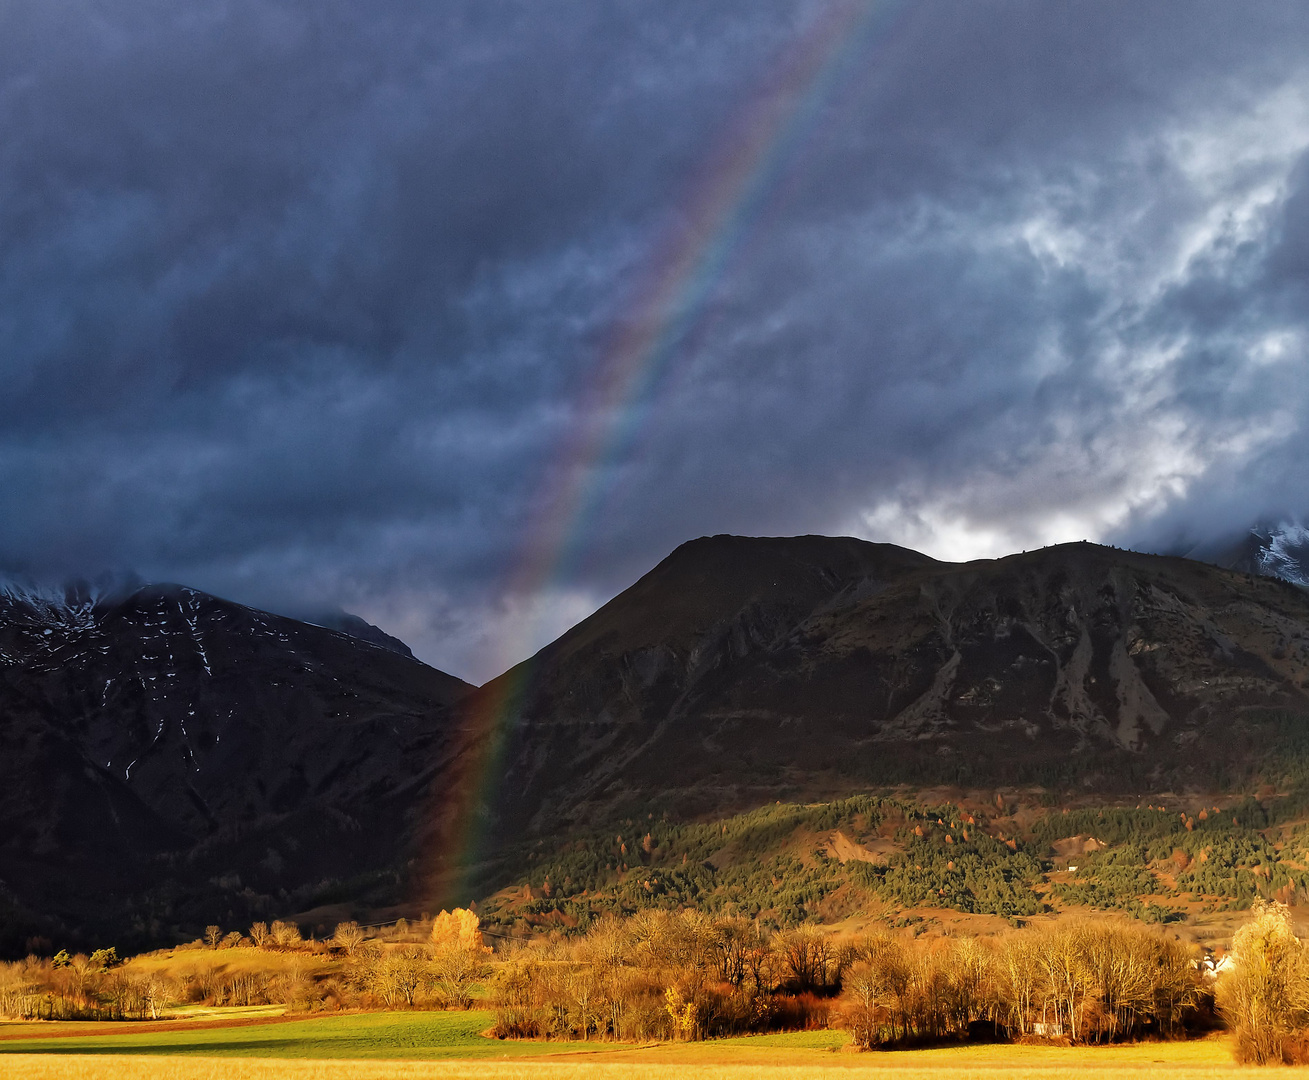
1049,835,1106,859
823,830,897,864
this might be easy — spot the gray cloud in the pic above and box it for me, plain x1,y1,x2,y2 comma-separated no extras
4,1,1309,680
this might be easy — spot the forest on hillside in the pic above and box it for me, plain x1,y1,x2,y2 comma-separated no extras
477,793,1309,935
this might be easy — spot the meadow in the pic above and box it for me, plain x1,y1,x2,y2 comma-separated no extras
0,1010,542,1059
5,802,1304,1076
0,1033,1257,1080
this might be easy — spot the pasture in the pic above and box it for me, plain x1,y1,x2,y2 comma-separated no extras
0,1010,542,1059
0,1009,1253,1079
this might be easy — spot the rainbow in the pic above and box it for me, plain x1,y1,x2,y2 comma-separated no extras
426,0,911,906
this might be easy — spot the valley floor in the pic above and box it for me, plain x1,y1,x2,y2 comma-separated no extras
0,1010,1254,1079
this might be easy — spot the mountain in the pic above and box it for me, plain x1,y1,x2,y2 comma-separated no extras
0,581,470,954
1185,521,1309,588
471,535,1309,857
12,536,1309,950
285,606,414,657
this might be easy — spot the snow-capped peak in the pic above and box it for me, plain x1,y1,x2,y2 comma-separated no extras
0,572,143,630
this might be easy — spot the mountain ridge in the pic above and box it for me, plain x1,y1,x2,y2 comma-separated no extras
467,534,1309,864
9,533,1309,950
0,580,470,953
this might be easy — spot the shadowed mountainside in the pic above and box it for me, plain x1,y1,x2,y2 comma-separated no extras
473,536,1309,851
0,582,470,953
10,534,1309,949
285,606,415,657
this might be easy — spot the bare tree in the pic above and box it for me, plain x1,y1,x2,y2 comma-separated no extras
842,953,898,1048
996,932,1041,1037
947,936,996,1035
742,923,780,995
432,938,490,1010
778,925,838,993
712,918,753,988
369,946,428,1007
333,921,365,956
270,920,302,950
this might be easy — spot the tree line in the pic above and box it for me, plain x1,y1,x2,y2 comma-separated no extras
0,910,491,1019
488,908,1208,1045
10,900,1309,1065
0,946,169,1022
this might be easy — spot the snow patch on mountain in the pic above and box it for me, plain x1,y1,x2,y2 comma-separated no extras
1256,522,1309,586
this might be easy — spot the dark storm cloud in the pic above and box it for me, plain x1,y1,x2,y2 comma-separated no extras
4,1,1309,679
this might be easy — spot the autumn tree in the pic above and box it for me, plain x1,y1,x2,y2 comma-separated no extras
430,908,486,953
430,907,490,1009
1218,899,1309,1064
664,984,699,1040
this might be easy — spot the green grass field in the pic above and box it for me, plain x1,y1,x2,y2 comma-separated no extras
0,1010,852,1060
0,1010,1252,1080
0,1011,544,1059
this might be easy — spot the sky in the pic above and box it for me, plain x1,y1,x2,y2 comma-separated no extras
5,1,1309,683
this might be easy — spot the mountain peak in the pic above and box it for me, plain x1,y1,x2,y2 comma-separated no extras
473,537,1309,844
1185,519,1309,587
0,581,468,953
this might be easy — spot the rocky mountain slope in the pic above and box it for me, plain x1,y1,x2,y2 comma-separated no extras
11,535,1309,950
473,536,1309,853
0,581,469,953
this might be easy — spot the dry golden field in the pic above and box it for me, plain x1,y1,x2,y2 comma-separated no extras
0,1036,1265,1080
